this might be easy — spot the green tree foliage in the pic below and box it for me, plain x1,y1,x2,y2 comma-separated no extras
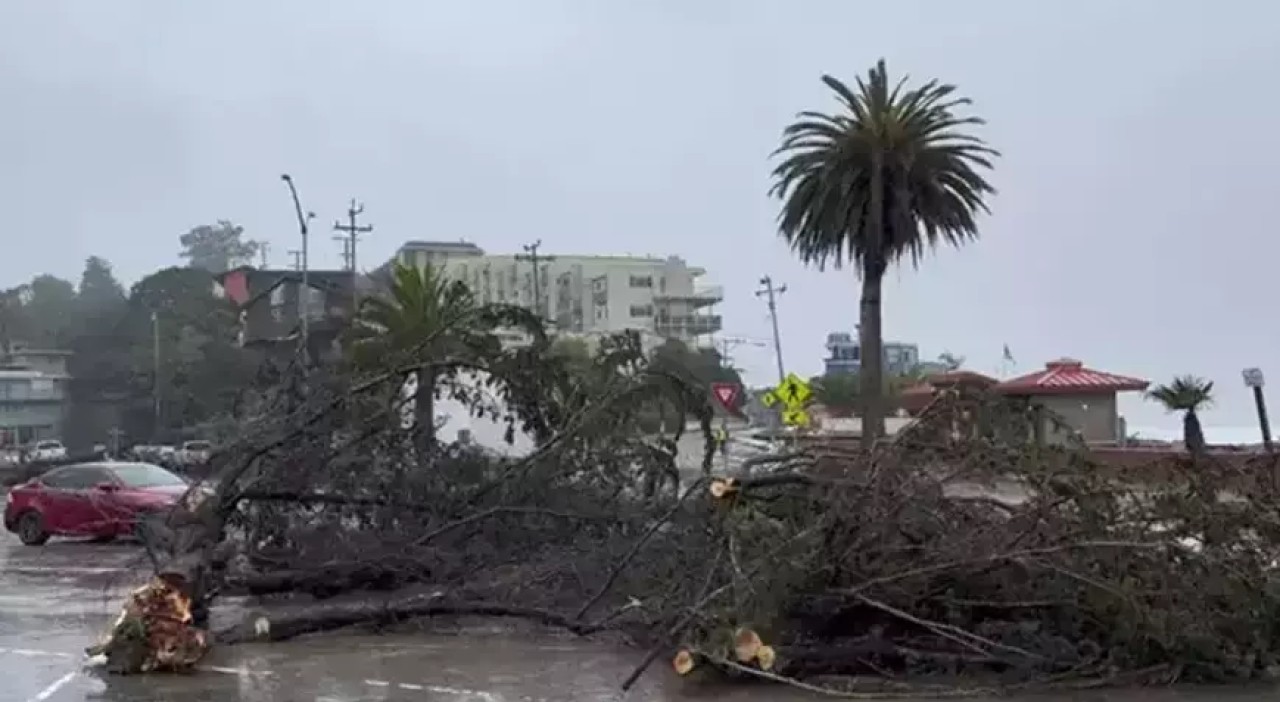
937,352,964,371
1147,375,1215,455
812,372,860,414
179,221,259,273
23,275,79,348
119,267,252,440
351,263,542,452
770,60,997,446
66,257,131,449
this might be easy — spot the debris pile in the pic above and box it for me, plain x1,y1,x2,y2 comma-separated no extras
95,333,1280,694
88,575,208,674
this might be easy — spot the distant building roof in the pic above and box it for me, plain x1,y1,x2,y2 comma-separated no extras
996,358,1149,396
898,371,999,414
399,240,486,255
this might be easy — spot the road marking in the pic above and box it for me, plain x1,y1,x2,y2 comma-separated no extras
0,648,74,658
0,646,505,700
27,671,77,702
5,566,131,575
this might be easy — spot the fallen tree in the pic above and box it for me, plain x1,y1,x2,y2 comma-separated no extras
92,328,1280,695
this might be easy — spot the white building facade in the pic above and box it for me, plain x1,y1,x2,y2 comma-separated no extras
390,241,723,345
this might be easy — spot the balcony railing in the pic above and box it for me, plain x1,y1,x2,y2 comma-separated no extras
654,285,723,308
654,314,722,337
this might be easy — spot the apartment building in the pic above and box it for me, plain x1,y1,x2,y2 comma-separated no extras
824,331,920,377
389,241,723,344
0,346,71,446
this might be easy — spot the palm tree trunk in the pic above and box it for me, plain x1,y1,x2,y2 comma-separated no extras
1184,409,1206,456
860,152,887,450
415,366,436,454
859,269,887,448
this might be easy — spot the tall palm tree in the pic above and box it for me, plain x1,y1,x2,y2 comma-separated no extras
770,60,997,447
1147,375,1214,455
351,263,539,453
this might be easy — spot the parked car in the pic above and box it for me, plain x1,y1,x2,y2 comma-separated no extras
176,440,213,467
3,461,192,546
28,439,67,463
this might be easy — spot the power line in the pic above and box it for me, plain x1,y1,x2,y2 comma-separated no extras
717,335,766,370
754,276,787,384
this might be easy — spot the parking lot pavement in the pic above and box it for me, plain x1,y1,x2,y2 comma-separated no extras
0,533,682,701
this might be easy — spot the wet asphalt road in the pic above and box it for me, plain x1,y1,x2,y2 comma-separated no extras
0,527,819,702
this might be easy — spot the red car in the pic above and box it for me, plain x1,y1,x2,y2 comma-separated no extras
4,461,190,546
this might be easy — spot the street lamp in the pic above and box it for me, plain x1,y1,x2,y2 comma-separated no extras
280,174,316,366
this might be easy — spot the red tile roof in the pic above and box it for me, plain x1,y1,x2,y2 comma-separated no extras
997,358,1149,396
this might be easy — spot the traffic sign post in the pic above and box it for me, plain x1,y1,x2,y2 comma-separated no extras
762,373,813,431
710,382,742,412
1242,367,1273,453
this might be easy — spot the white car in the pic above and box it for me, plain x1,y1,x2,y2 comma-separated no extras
29,440,67,462
177,440,213,466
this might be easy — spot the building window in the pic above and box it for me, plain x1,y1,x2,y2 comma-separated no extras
591,276,607,293
629,304,653,317
629,275,653,288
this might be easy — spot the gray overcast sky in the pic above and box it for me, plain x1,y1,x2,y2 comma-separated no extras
2,1,1277,434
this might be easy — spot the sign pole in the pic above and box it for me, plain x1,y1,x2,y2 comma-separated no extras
1243,368,1273,454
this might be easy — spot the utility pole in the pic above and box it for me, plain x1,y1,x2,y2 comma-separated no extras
334,199,373,313
257,242,270,268
333,236,353,271
333,199,373,273
280,174,315,367
152,311,161,439
287,250,303,271
754,276,788,384
515,240,556,319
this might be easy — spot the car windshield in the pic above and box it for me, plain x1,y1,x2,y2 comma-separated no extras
110,463,187,488
35,441,62,449
185,441,211,450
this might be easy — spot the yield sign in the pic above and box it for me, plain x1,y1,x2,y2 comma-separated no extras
710,382,741,411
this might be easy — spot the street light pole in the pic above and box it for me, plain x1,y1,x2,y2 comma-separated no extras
280,174,315,366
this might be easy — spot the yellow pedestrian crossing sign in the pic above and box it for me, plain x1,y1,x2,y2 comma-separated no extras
781,407,810,427
773,373,812,409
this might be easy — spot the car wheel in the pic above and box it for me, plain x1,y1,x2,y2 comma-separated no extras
17,512,49,546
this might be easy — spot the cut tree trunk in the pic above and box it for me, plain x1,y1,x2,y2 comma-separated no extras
214,593,608,645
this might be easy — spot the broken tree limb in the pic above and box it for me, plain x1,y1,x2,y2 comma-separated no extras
214,594,615,645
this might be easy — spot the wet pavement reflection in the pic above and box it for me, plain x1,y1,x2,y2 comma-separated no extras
4,530,1280,701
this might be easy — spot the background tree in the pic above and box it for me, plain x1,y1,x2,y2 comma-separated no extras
66,256,131,450
179,221,258,272
937,352,964,371
1147,375,1215,455
812,372,859,415
121,267,252,440
771,60,997,446
351,263,539,454
0,285,31,359
22,275,79,348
